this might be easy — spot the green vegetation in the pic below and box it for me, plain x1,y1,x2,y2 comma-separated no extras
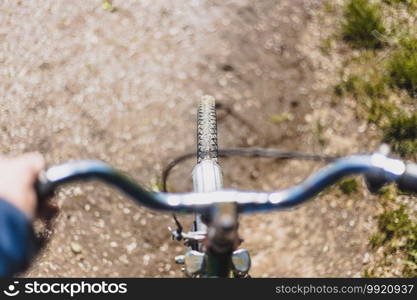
338,177,359,195
268,113,294,124
387,37,417,97
370,205,412,248
335,3,417,154
331,0,417,277
150,177,164,192
342,0,386,49
334,74,398,125
383,0,417,6
366,98,397,125
319,37,333,56
382,113,417,158
102,0,116,12
334,75,386,99
369,204,417,277
314,120,326,146
324,1,337,13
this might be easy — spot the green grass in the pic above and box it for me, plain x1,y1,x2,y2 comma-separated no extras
382,113,417,158
383,0,417,6
334,75,386,99
370,205,412,247
369,204,417,277
314,120,326,146
387,37,417,97
268,113,294,124
383,0,406,3
342,0,386,49
319,37,333,56
334,74,396,125
338,177,359,195
333,0,417,279
102,0,116,12
323,1,337,13
366,98,397,125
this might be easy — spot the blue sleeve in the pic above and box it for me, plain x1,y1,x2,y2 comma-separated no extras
0,199,35,277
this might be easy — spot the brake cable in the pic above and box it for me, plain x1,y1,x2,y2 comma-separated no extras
161,148,339,192
163,147,339,241
165,101,340,241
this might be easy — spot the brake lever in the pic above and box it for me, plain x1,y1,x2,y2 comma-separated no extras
169,213,183,241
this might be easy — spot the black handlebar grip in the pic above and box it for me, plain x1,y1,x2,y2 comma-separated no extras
365,169,389,194
398,163,417,194
34,172,56,208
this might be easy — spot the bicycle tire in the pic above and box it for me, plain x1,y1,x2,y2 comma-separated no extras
193,95,221,246
197,95,218,163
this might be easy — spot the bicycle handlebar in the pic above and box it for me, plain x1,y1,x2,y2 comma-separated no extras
35,153,415,215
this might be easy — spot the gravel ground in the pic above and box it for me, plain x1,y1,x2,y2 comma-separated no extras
0,0,381,277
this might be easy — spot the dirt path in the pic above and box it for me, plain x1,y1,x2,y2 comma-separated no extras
0,0,377,277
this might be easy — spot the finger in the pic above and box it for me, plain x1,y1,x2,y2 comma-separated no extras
16,153,45,189
21,152,45,173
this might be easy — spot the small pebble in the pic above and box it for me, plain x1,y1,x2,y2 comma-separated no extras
71,242,82,254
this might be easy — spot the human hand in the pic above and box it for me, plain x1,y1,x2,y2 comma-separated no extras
0,153,44,219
